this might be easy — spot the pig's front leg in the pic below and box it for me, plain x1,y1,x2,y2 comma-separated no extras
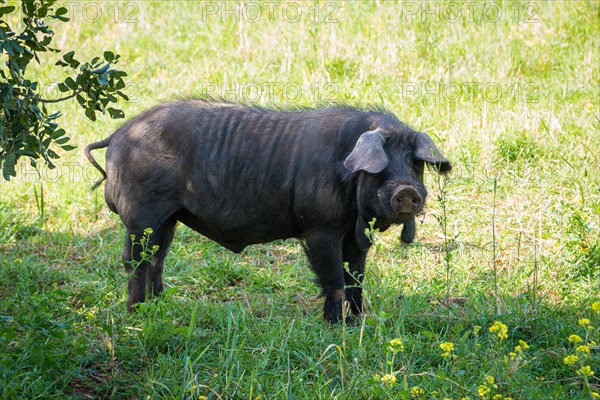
303,230,348,323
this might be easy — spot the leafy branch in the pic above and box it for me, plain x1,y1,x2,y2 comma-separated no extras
0,0,129,180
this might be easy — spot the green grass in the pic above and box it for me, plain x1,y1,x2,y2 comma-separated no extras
1,1,599,398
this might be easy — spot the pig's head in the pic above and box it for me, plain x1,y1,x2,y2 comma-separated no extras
343,127,451,249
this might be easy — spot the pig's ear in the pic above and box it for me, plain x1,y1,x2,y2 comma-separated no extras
343,128,389,174
414,132,452,173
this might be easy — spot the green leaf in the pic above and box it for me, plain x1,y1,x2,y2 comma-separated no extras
69,58,80,68
64,77,77,90
104,51,115,62
63,50,75,62
55,6,68,16
38,5,48,18
47,111,62,120
116,91,129,101
97,74,109,86
0,6,16,17
2,40,24,56
76,94,86,106
91,63,110,75
108,107,125,119
54,136,70,145
85,108,96,121
50,128,66,139
2,153,16,180
109,70,127,78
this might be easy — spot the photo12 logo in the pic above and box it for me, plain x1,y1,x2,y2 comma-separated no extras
199,81,339,104
399,1,539,23
399,81,540,104
198,1,340,23
2,1,141,24
2,161,101,185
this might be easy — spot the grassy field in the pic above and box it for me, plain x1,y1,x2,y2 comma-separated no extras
1,1,599,398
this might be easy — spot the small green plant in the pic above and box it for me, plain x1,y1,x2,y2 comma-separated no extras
563,203,600,280
368,337,408,399
129,227,159,262
561,305,599,399
33,181,44,227
432,167,456,321
364,217,380,246
496,131,540,163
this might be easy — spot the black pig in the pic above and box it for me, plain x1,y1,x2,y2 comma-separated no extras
85,100,451,323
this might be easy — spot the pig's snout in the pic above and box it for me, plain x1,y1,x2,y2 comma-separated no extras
391,185,423,214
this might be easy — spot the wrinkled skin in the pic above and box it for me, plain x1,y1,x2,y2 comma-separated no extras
86,100,451,323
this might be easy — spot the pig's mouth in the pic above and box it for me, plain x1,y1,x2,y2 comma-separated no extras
397,209,423,219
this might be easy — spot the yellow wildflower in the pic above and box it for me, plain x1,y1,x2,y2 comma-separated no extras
198,397,208,400
489,321,508,340
440,342,454,358
592,302,600,312
380,373,397,385
568,334,583,344
477,384,491,397
584,103,595,113
493,395,503,400
509,351,517,360
388,338,404,353
440,342,454,352
578,365,595,377
410,386,424,398
578,318,591,327
485,375,498,388
564,354,579,365
591,392,599,398
473,325,481,335
518,340,529,350
576,345,590,353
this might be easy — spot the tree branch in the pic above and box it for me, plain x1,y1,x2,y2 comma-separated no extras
31,88,83,104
